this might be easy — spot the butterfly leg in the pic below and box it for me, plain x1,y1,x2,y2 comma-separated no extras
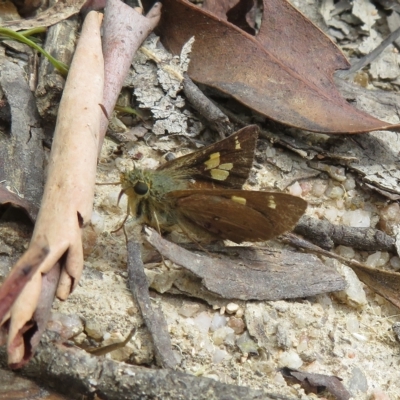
111,198,131,236
177,222,213,257
151,211,171,268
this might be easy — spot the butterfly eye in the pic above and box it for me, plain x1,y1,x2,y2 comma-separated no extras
134,181,148,195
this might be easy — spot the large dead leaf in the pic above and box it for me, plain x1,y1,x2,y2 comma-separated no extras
281,368,351,400
144,227,345,301
155,0,400,134
2,0,87,31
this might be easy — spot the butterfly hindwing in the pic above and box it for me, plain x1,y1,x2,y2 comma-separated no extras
157,125,259,189
167,189,307,243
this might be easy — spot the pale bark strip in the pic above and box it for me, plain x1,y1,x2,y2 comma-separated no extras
98,0,161,152
3,11,104,366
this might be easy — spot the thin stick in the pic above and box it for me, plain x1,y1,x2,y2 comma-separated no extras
338,26,400,78
126,239,177,369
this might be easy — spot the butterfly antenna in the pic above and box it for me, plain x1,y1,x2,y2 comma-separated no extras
96,181,121,186
117,189,126,207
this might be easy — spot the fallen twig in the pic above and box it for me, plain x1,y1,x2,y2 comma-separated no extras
127,240,177,369
283,233,400,309
294,214,396,252
0,338,289,400
337,25,400,78
182,73,233,138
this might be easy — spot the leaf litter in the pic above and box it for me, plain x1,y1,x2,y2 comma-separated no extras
2,0,400,399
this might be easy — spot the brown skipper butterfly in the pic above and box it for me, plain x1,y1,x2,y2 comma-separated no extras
119,125,306,243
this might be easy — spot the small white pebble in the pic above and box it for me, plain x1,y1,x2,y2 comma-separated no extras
297,338,308,352
219,306,226,315
212,327,234,345
336,198,344,209
210,313,227,332
336,245,355,259
193,312,212,333
205,373,220,380
240,353,248,363
366,252,381,268
325,185,344,199
377,252,390,267
390,256,400,270
334,264,367,308
226,303,239,314
342,210,370,228
273,372,287,386
278,350,303,369
324,208,338,222
343,176,356,191
288,181,302,197
312,180,328,197
235,308,244,318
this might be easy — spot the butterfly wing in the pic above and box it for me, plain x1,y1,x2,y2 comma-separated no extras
167,189,307,243
157,125,259,189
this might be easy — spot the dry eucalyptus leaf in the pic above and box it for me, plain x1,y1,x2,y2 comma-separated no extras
0,187,38,222
2,0,87,31
203,0,256,34
281,367,351,400
144,227,346,301
155,0,400,133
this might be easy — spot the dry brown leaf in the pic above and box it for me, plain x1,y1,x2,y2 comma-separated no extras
0,1,21,23
1,11,104,367
2,0,87,31
202,0,256,33
0,186,38,222
155,0,400,134
281,368,351,400
144,227,346,301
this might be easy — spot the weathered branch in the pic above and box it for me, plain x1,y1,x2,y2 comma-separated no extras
0,11,104,367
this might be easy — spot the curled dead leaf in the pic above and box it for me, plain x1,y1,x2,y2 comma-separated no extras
155,0,400,133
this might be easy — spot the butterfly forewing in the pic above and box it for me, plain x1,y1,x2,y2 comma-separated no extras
157,125,259,189
168,190,307,243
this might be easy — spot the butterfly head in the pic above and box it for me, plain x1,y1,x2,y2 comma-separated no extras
120,169,151,201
